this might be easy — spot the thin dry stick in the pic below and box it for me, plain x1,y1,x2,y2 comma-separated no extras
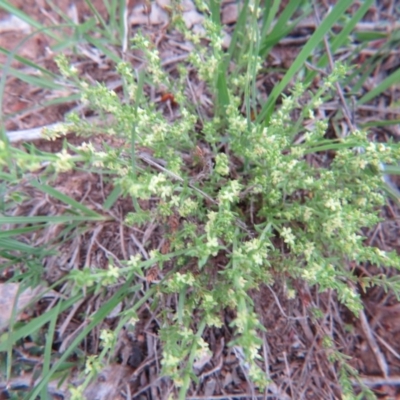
304,61,329,77
198,356,223,380
122,3,128,53
137,152,217,205
232,346,257,400
124,382,132,400
283,351,295,400
57,298,86,338
161,53,189,67
84,225,104,267
138,151,253,235
375,333,400,361
129,375,163,398
119,220,128,260
266,285,307,321
130,232,149,259
262,332,271,382
312,1,355,133
359,309,389,378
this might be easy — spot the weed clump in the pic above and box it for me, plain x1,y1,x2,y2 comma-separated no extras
2,3,400,399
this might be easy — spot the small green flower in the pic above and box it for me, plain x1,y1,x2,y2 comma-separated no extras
280,227,296,248
84,355,101,375
105,263,120,281
69,385,85,400
100,329,116,349
215,153,229,176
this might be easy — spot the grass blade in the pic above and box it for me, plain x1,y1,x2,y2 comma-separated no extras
0,226,43,238
0,294,81,353
358,67,400,105
257,0,355,124
6,67,63,90
0,215,107,224
360,118,400,128
0,238,45,254
260,0,281,39
29,179,104,218
103,185,121,210
304,0,374,85
27,278,142,399
0,0,61,41
40,300,60,399
84,0,113,41
259,0,310,57
0,47,57,78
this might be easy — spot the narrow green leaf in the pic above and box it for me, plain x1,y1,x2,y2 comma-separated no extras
0,215,106,224
83,35,121,63
215,65,230,115
41,301,60,399
0,226,43,238
304,0,375,85
226,0,249,61
360,119,400,128
0,294,81,352
209,0,221,25
260,0,281,39
27,278,140,400
381,165,400,175
0,47,57,78
0,238,44,254
354,31,388,41
103,185,121,210
358,67,400,105
7,67,63,90
259,0,309,57
84,0,112,39
0,0,61,41
29,179,104,218
118,0,127,47
258,0,354,124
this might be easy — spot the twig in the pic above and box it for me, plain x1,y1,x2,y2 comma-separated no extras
232,346,257,400
283,351,294,400
129,375,163,398
266,285,307,321
129,355,157,381
122,3,128,54
359,309,389,378
304,61,329,77
375,333,400,361
161,54,188,67
119,221,128,260
137,152,218,205
130,233,149,259
6,123,60,142
198,356,223,380
84,225,104,268
312,1,355,133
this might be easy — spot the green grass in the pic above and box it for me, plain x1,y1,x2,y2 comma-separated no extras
1,1,400,399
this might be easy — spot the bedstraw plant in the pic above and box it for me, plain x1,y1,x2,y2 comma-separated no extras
2,1,400,399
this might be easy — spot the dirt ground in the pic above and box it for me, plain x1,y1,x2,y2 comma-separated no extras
1,1,400,399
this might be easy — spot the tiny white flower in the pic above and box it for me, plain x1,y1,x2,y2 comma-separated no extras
281,227,295,247
325,198,341,211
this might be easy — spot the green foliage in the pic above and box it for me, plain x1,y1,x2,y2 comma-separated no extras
47,25,400,400
2,1,400,399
